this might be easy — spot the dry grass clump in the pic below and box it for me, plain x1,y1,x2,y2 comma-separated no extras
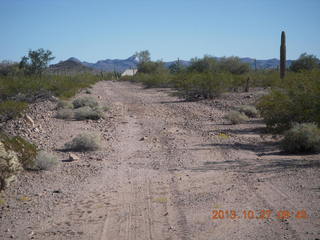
57,100,74,110
56,109,74,119
225,110,249,124
74,106,104,120
64,133,101,152
56,96,107,121
281,123,320,153
33,151,58,170
72,96,98,109
236,105,259,118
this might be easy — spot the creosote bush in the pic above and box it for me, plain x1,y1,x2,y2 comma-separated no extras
64,133,101,152
72,96,99,109
257,70,320,132
281,123,320,153
225,111,249,124
236,105,259,118
33,151,58,170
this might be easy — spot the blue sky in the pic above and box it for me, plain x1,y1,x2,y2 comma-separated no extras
0,0,319,63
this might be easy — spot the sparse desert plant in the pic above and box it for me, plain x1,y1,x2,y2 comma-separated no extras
236,105,259,118
74,106,104,120
281,123,320,153
72,96,98,109
56,109,74,119
64,133,101,152
225,110,249,124
85,88,92,94
56,100,73,109
33,151,58,170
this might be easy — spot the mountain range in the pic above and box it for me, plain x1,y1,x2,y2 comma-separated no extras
50,55,293,73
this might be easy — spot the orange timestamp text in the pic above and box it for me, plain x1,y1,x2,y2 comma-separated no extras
211,209,308,220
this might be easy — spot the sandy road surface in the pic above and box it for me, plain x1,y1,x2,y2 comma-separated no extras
2,81,320,240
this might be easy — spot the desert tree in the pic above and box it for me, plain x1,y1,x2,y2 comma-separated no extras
290,53,320,72
19,48,55,75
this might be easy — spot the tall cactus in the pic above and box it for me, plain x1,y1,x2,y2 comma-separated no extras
280,31,286,79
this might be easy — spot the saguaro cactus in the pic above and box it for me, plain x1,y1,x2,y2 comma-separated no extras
280,31,286,79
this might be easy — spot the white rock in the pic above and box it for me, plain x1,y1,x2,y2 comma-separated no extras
25,114,34,127
69,153,79,161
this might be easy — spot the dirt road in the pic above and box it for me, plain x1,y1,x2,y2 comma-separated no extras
2,81,320,239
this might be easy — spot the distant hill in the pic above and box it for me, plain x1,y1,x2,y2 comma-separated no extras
82,55,139,73
56,55,293,73
48,58,96,74
240,58,293,70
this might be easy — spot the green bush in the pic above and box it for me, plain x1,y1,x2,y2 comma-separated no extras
0,73,102,101
0,101,28,122
0,133,37,169
72,96,99,109
134,72,172,88
290,53,320,72
74,106,104,120
225,111,249,124
174,72,232,99
138,61,167,74
281,123,320,153
33,151,58,170
257,70,320,132
64,133,101,152
236,105,259,118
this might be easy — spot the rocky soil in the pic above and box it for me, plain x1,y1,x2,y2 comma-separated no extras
0,81,319,240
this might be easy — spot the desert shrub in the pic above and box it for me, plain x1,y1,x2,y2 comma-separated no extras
225,111,249,124
187,56,218,73
257,70,320,132
174,72,232,100
218,57,250,75
134,72,172,88
0,133,37,169
137,61,167,74
56,109,74,120
236,105,259,118
0,73,102,101
33,151,58,170
290,53,320,72
0,101,28,122
85,88,92,94
57,100,73,109
64,133,101,152
74,106,104,120
281,123,320,153
72,96,99,109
